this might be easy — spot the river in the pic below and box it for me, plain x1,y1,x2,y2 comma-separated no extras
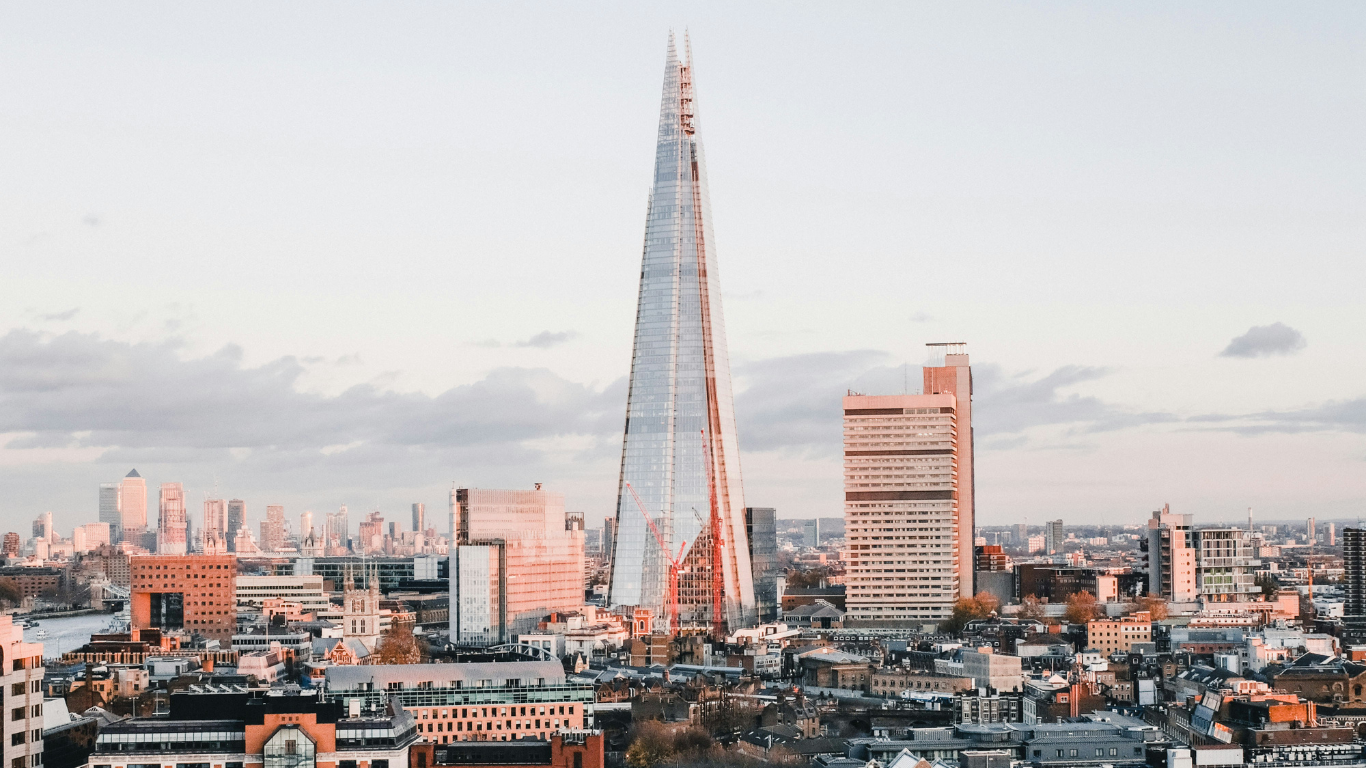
22,612,121,660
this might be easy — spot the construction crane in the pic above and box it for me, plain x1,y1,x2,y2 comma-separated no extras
625,482,686,634
700,430,726,640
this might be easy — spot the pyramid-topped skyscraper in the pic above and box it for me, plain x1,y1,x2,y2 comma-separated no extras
607,34,755,630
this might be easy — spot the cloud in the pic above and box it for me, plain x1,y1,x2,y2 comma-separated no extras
1191,397,1366,436
83,215,101,227
0,330,624,468
733,352,1173,456
1220,322,1306,358
909,312,934,323
38,308,80,322
514,330,578,348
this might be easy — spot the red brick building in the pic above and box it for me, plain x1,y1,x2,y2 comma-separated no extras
130,554,236,642
410,731,603,768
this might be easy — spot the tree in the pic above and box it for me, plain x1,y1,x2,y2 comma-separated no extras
1018,594,1048,624
1064,591,1098,625
372,621,424,664
939,591,1001,635
0,579,20,608
1256,573,1279,597
626,721,679,768
1135,595,1168,621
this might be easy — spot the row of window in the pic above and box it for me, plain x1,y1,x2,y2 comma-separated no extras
11,705,40,721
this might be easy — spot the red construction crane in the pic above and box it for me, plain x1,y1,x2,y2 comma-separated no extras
700,430,726,639
625,482,686,634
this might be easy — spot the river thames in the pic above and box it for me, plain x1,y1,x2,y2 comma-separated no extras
21,612,120,659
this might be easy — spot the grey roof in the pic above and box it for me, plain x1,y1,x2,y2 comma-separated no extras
126,469,141,478
325,661,565,689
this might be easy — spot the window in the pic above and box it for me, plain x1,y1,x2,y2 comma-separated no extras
29,682,38,693
11,708,23,721
11,733,24,746
1109,748,1118,756
573,754,582,768
10,683,23,696
1069,749,1077,757
13,757,26,768
373,761,388,768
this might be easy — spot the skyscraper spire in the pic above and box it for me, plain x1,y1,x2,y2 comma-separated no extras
606,34,755,630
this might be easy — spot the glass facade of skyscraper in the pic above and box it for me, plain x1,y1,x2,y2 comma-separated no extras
607,34,755,628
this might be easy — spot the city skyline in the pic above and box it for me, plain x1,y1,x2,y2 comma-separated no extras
3,7,1366,531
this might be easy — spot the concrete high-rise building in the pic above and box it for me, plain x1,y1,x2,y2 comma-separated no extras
745,507,779,623
120,469,147,535
1195,528,1258,602
844,345,975,626
226,499,245,553
1045,520,1064,555
603,517,615,561
256,505,285,553
1147,504,1196,602
1308,517,1317,544
157,482,188,555
1345,528,1366,618
300,510,314,541
412,502,425,534
1,533,19,557
802,519,820,549
605,35,755,630
73,522,111,553
99,482,122,544
1015,522,1028,547
358,511,384,554
1329,523,1337,547
450,486,584,645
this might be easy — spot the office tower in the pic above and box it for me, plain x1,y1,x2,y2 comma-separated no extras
73,523,111,553
157,483,188,555
844,346,975,626
745,507,779,623
1308,517,1316,545
1345,528,1366,617
1329,523,1337,547
202,499,227,553
1015,522,1028,547
358,511,384,554
130,554,236,642
99,482,122,544
300,510,314,541
1045,520,1064,555
450,486,584,645
802,519,820,549
412,502,425,534
224,499,245,553
327,506,350,554
1147,504,1196,602
603,518,616,561
32,511,53,542
606,35,755,630
256,504,285,553
120,469,148,534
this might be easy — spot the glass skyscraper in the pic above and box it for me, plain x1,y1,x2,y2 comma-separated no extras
606,34,755,628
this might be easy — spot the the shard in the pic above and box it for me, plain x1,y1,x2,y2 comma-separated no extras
606,34,755,630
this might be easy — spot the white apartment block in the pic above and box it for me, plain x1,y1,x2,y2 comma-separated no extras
844,392,964,625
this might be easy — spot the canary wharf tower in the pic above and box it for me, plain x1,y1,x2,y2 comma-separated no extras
607,35,756,629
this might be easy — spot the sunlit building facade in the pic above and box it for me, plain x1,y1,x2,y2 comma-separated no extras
157,482,188,555
606,34,755,629
843,348,975,626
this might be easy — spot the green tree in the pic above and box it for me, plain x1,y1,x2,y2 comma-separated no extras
626,722,678,768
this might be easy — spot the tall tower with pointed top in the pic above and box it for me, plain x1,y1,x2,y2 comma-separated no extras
606,34,755,630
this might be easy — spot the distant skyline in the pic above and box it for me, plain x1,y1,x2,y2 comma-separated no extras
2,4,1365,532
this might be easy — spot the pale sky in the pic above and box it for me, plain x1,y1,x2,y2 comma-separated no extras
3,3,1365,536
